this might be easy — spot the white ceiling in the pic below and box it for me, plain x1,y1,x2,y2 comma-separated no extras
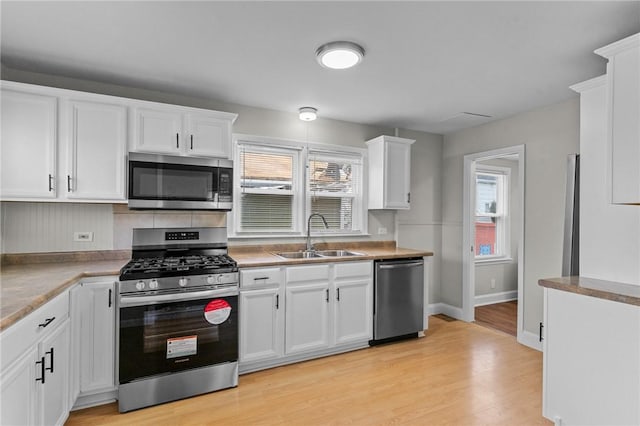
2,1,639,134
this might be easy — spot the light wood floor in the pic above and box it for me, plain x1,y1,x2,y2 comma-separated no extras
475,300,518,336
67,317,550,425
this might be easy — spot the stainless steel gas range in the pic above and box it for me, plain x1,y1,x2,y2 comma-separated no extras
117,227,239,413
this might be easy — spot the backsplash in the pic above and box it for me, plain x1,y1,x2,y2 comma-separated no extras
1,202,393,253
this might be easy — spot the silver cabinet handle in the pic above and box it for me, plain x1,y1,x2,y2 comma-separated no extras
378,261,424,270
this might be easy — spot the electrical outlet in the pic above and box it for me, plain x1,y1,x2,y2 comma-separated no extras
73,231,94,242
490,278,496,289
378,227,388,235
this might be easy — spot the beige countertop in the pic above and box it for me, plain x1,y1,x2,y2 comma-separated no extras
538,276,640,307
0,242,433,332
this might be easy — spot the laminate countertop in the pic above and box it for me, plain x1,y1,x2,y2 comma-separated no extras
538,276,640,307
1,243,433,332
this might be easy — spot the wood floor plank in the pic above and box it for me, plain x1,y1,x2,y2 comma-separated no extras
475,300,518,336
66,317,550,425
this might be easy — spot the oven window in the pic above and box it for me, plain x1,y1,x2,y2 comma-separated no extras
119,296,238,384
129,162,217,201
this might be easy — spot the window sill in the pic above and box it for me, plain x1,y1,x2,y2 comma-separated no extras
229,232,372,240
474,256,514,265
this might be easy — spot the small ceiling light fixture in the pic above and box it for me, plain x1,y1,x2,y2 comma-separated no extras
299,106,318,121
316,41,365,70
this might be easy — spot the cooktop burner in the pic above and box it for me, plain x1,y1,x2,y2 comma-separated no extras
120,254,237,281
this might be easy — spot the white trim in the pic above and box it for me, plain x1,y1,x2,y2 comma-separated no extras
474,290,518,307
475,256,514,265
427,303,464,320
518,330,543,352
569,75,606,93
463,145,526,344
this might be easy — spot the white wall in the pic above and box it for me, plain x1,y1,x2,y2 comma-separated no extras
442,98,580,335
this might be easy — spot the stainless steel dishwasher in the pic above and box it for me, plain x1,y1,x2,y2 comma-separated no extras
371,258,424,344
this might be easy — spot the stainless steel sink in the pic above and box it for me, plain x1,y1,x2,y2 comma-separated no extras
274,249,364,259
316,250,364,257
274,251,322,259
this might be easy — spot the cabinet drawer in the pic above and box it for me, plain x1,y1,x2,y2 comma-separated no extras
286,264,330,283
334,261,373,280
1,290,70,369
241,267,283,289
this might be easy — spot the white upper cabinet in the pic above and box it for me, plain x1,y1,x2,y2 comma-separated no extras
1,89,58,199
595,33,640,205
131,105,236,158
133,107,183,155
66,100,127,200
366,135,415,209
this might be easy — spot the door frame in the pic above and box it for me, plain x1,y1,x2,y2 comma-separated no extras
462,145,525,341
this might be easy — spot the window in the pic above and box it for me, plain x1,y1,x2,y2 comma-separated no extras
231,135,366,237
475,166,510,260
308,151,364,233
235,142,302,234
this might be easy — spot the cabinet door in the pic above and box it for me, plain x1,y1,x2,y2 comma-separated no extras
39,318,70,426
67,100,127,200
1,90,57,199
239,288,283,363
384,141,411,209
285,283,330,355
76,282,116,394
334,279,373,346
0,346,38,426
185,113,231,158
133,108,183,154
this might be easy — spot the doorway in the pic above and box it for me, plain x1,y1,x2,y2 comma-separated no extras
462,145,525,342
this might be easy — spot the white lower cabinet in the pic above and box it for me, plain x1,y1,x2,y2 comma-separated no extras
70,279,117,409
0,291,71,426
239,261,372,373
285,281,331,355
240,287,284,363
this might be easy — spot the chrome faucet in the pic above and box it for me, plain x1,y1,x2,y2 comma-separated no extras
306,213,329,251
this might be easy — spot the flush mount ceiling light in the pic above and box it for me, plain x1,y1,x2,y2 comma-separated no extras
299,107,318,121
316,41,365,70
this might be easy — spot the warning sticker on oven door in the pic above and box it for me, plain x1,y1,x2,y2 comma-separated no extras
204,299,231,325
167,335,197,359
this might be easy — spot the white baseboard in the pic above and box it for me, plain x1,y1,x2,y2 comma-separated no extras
518,330,543,352
474,290,518,307
428,303,464,320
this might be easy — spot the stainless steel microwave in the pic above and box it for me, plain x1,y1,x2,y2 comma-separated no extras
127,152,233,210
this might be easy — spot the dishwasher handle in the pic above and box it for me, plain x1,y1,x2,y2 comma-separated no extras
377,261,423,270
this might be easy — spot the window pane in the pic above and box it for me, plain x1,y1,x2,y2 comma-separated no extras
240,193,292,230
309,159,354,194
240,151,293,190
476,173,497,214
310,197,353,231
475,218,496,255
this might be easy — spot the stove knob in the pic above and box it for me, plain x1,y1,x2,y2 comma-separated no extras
207,275,218,285
135,280,146,291
179,277,188,287
149,279,159,290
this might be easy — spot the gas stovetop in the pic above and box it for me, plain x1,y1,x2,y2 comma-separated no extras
120,254,237,281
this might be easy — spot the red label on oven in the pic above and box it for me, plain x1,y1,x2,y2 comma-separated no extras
204,299,231,325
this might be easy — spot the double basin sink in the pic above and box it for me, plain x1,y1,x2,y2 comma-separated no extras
275,249,364,259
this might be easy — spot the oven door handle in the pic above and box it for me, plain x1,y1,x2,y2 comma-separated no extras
119,288,238,307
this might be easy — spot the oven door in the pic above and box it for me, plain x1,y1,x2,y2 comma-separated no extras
118,287,238,384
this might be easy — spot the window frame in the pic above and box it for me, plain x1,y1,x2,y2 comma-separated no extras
474,164,511,263
229,134,368,238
